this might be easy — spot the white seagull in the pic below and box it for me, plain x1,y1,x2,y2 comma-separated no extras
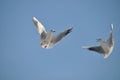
82,24,114,59
33,17,73,49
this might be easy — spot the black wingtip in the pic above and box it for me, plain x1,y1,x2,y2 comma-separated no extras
69,27,73,30
68,27,73,32
87,47,94,50
65,27,73,35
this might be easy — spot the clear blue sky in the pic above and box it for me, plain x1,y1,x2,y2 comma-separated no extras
0,0,120,80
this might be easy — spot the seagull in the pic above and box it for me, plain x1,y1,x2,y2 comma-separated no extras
82,24,114,59
33,17,73,49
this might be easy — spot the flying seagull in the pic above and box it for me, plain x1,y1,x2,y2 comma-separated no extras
33,17,73,49
82,24,114,59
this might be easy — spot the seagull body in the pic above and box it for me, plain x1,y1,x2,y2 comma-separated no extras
33,17,73,49
82,24,114,58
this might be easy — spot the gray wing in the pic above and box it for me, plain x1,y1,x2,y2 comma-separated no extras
86,46,105,53
33,17,47,39
53,27,73,43
107,24,114,47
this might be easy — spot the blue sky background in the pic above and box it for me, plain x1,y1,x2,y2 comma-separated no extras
0,0,120,80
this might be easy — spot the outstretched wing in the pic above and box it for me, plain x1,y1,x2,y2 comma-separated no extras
33,17,47,39
54,27,73,43
107,24,114,47
82,46,105,53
